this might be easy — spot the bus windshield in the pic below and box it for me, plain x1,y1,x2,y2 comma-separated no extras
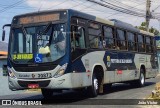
9,23,66,64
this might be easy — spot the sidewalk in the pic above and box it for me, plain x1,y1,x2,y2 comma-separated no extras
156,73,160,78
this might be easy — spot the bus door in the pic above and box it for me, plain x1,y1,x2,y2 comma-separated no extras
71,18,87,61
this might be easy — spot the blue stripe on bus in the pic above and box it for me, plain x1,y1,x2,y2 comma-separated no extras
103,51,136,71
70,58,86,73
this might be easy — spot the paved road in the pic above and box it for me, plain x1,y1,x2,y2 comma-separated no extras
0,74,159,108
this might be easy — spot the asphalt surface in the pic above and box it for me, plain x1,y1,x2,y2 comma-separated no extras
0,74,160,108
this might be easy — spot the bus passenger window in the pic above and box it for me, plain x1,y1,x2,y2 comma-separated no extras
88,24,102,49
71,26,86,49
103,26,115,49
127,32,137,51
89,36,101,48
151,37,155,53
138,35,145,52
116,29,127,50
146,36,152,53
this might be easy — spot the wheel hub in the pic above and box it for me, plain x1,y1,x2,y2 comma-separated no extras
94,78,98,90
140,73,144,85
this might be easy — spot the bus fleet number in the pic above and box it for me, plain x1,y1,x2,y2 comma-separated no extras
38,73,52,78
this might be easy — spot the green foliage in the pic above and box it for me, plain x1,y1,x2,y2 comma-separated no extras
137,22,160,35
141,22,146,26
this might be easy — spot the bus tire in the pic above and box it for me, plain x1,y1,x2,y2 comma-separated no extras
130,69,145,87
88,73,99,97
41,89,53,99
137,69,145,87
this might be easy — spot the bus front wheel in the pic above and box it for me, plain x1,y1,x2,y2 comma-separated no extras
41,89,53,99
87,73,99,97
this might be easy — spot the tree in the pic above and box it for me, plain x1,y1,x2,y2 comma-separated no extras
136,22,159,35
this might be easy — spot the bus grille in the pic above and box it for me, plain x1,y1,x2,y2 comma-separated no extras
14,65,56,72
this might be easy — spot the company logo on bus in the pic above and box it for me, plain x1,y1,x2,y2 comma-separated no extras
32,74,35,78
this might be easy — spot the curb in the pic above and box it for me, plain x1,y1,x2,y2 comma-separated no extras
146,82,160,99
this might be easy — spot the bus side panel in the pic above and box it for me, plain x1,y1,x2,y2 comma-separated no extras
133,53,158,79
81,51,113,84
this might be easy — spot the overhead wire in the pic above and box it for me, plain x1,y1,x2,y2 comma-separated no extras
100,0,145,16
38,0,44,12
0,0,159,20
69,0,88,10
153,4,160,11
46,0,70,10
0,4,36,9
105,0,146,18
106,0,146,13
79,1,97,11
72,0,115,15
0,0,26,13
86,0,145,17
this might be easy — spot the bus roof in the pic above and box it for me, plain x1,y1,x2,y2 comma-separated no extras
13,9,114,26
110,19,140,32
13,9,154,36
68,9,114,26
110,19,154,36
140,30,154,36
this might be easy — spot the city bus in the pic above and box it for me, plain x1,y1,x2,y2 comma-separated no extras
2,9,158,98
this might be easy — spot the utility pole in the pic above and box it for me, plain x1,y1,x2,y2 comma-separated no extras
146,0,151,31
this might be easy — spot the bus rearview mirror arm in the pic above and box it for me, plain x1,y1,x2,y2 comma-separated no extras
2,24,11,41
2,30,5,41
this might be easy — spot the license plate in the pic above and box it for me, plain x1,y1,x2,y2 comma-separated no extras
28,84,39,89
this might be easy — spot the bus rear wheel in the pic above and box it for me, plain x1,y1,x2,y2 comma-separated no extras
138,69,145,87
41,89,53,99
130,69,145,87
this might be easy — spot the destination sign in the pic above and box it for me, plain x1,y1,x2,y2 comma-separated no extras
13,54,33,60
19,13,60,24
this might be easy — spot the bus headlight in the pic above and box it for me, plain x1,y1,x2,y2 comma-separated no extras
8,68,16,79
53,63,68,78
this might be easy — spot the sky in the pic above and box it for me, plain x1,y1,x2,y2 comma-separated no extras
0,0,160,43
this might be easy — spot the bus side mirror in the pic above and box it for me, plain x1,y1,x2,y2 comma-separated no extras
2,30,5,41
2,24,11,41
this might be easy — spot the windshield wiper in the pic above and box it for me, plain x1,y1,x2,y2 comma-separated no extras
22,26,27,36
41,22,52,35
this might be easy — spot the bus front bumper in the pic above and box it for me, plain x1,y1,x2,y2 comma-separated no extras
8,72,91,91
